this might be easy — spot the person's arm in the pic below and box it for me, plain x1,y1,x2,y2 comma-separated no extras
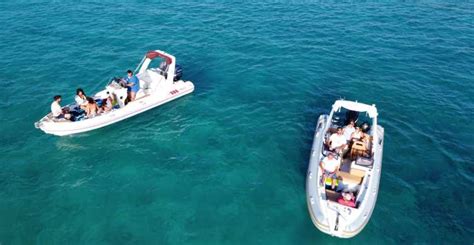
74,96,81,105
127,76,138,87
123,77,134,87
327,135,332,147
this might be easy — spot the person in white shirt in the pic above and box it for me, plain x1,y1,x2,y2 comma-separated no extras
351,127,363,141
320,153,340,189
328,127,348,154
51,95,71,120
343,120,355,141
75,88,88,109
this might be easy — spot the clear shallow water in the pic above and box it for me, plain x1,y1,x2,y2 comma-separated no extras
0,1,473,244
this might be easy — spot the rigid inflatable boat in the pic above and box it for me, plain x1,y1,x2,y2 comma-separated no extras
306,100,384,238
35,50,194,136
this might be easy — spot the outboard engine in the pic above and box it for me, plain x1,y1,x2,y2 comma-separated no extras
174,64,183,81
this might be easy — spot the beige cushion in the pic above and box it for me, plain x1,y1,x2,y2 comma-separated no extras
350,168,366,178
338,172,362,185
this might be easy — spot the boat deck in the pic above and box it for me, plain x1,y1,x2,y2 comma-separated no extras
323,147,373,208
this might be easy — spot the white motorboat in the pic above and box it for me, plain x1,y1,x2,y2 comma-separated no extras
35,50,194,136
306,100,384,238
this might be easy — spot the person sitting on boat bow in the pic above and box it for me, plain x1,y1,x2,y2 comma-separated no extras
85,97,99,118
328,127,348,155
51,95,71,120
99,95,114,113
124,70,140,103
75,88,88,110
320,153,340,189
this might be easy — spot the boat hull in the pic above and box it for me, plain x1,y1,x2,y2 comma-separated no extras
36,81,194,136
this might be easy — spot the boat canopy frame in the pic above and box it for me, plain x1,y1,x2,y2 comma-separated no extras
134,50,177,86
145,50,173,64
332,100,378,118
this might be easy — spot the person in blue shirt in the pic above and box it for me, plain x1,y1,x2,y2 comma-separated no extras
124,70,140,102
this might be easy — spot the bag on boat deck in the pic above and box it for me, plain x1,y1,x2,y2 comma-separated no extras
356,156,374,168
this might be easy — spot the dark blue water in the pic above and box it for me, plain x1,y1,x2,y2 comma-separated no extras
0,2,473,244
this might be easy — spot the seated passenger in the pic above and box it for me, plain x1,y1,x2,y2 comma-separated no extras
51,95,71,120
99,96,113,113
327,127,348,154
124,70,140,103
338,191,356,208
343,120,355,141
351,127,363,141
85,97,99,117
361,134,372,156
320,153,340,189
110,93,119,108
75,88,88,109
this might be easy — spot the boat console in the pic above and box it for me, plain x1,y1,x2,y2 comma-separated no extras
106,81,127,108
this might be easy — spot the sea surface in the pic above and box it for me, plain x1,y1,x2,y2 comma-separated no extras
0,1,473,244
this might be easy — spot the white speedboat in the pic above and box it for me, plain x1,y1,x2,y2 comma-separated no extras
35,50,194,136
306,100,384,238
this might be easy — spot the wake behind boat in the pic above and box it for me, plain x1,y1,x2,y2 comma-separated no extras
35,50,194,136
306,100,384,238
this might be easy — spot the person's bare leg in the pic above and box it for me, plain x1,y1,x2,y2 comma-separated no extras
125,91,131,105
130,91,136,101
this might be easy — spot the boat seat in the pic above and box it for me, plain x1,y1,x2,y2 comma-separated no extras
338,172,362,186
350,168,365,178
325,190,341,202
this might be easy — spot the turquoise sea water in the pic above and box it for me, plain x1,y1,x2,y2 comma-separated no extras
0,2,473,244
